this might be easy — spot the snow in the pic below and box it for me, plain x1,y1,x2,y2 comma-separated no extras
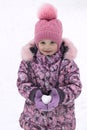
0,0,87,130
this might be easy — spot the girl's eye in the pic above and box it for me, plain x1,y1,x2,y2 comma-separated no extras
50,41,55,44
40,41,45,45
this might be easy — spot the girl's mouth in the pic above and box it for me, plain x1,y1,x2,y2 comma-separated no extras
44,50,52,53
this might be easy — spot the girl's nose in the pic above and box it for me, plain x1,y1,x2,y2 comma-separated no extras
45,43,51,49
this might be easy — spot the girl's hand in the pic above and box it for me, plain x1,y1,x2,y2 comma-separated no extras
48,88,60,111
34,90,48,111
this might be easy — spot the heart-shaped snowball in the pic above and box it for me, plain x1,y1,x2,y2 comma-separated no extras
41,95,52,104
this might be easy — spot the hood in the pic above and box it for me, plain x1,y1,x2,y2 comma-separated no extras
21,38,77,61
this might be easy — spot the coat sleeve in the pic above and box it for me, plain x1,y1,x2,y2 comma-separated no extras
58,59,82,105
17,60,39,102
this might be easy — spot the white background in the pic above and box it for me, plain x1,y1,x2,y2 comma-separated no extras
0,0,87,130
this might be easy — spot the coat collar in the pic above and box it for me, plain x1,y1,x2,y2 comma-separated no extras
35,49,62,65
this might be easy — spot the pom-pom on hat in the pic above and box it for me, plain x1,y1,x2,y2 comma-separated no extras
34,3,63,46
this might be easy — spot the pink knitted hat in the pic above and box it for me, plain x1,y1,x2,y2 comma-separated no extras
34,3,63,46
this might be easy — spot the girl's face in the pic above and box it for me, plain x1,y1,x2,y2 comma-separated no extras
38,40,58,56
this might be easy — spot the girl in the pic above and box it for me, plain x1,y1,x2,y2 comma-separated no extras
17,3,82,130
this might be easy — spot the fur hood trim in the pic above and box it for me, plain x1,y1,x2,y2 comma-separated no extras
21,38,77,61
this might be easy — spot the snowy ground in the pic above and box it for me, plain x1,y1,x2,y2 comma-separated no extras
0,0,87,130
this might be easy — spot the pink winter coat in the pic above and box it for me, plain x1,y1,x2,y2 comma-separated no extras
17,39,82,130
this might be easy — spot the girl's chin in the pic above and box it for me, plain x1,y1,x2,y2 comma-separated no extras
42,52,55,56
43,51,51,54
40,50,57,56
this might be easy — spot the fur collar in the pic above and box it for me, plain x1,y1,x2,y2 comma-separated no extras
21,38,77,61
